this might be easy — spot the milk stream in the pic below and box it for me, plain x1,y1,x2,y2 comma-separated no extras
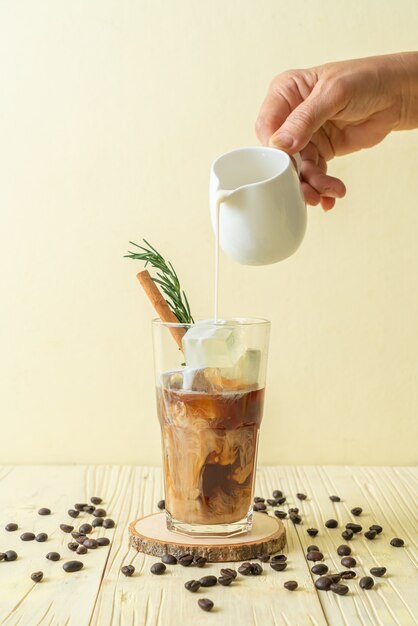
214,192,229,324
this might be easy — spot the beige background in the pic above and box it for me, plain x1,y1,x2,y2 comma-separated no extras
1,0,417,465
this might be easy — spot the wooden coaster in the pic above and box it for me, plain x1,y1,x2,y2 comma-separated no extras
129,512,286,562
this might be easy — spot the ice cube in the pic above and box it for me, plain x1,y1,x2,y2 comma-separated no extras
182,322,245,369
221,349,261,387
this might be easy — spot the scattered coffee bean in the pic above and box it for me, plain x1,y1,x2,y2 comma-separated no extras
254,496,265,503
199,575,217,587
36,532,48,542
121,564,135,577
46,552,60,561
331,582,349,595
390,537,404,547
339,570,356,579
198,598,214,612
38,508,51,516
0,554,5,561
284,580,298,591
83,539,98,549
157,500,165,510
274,510,287,519
253,502,267,511
5,523,18,532
20,532,35,541
79,523,93,534
97,537,110,546
31,571,43,583
341,556,356,568
276,496,287,505
162,554,177,565
83,505,95,514
258,510,268,515
75,535,87,545
251,563,263,575
307,550,324,562
68,542,78,551
365,530,377,540
351,507,362,516
258,553,270,562
238,562,253,575
185,579,201,592
330,495,341,502
307,528,319,537
71,531,81,538
74,503,88,511
296,493,307,500
220,568,237,579
270,561,287,572
360,576,374,589
193,556,207,568
267,499,277,506
178,554,194,566
370,566,386,577
103,519,115,529
93,509,106,518
337,545,351,556
346,523,362,533
218,575,233,586
315,576,332,591
290,512,302,524
311,563,329,575
60,524,74,534
92,518,103,527
329,574,342,584
307,545,319,553
288,507,299,514
4,550,18,561
271,554,287,562
150,562,166,575
272,489,283,499
342,529,354,541
325,519,338,528
369,524,383,534
77,545,87,555
68,509,79,518
63,560,84,573
90,497,103,505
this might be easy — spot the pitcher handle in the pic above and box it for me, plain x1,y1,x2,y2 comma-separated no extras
290,152,302,176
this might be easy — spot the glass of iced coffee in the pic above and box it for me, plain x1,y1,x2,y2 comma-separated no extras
153,317,270,537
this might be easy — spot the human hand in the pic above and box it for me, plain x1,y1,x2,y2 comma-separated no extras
256,53,417,210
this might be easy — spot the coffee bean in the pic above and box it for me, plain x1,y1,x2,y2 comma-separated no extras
97,537,110,546
390,537,404,547
63,560,84,573
185,579,201,592
315,576,332,591
103,519,115,529
346,523,362,533
90,497,103,505
4,550,18,561
339,570,356,579
270,561,287,572
369,524,383,534
271,554,287,562
38,508,51,516
341,556,356,568
218,575,233,586
75,535,87,545
83,539,98,549
157,500,165,510
68,509,79,518
370,566,386,577
251,563,263,575
0,553,5,561
198,598,214,612
220,568,237,579
121,565,135,577
296,493,307,500
360,576,374,589
342,529,354,541
276,496,287,505
46,552,60,561
92,518,103,527
307,528,319,537
77,545,87,555
253,502,267,511
288,507,299,514
311,563,329,575
274,510,287,519
253,496,265,503
325,519,338,528
284,580,298,591
162,554,177,565
83,505,95,514
272,489,283,499
20,532,35,541
68,542,78,551
290,512,302,524
199,575,217,587
337,545,351,556
331,583,349,595
307,551,324,562
60,524,74,534
365,530,377,540
93,509,106,518
330,495,341,502
5,523,18,532
329,574,342,584
351,507,362,516
71,531,81,538
238,562,253,575
150,562,166,575
74,503,88,511
307,545,319,553
178,554,193,566
79,523,93,534
258,510,268,515
267,499,277,506
258,553,270,562
193,556,207,568
31,571,43,583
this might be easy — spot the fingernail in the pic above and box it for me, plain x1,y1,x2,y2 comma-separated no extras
270,131,293,149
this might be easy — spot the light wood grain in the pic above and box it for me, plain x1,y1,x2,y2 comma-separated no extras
0,466,417,626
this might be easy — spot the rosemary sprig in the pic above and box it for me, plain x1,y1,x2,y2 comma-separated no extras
125,239,194,324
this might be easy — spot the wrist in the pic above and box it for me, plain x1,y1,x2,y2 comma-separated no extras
391,52,418,130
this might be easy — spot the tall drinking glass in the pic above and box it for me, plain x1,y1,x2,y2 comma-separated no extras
153,318,270,537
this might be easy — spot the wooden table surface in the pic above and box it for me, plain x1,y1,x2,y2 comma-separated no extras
0,465,416,626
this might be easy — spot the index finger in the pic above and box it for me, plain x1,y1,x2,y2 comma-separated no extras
255,73,303,145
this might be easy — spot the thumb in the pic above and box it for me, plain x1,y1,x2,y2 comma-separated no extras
269,91,335,153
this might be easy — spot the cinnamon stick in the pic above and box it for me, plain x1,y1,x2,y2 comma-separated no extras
136,270,186,350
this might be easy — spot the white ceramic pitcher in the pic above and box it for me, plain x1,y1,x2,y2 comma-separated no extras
210,146,307,266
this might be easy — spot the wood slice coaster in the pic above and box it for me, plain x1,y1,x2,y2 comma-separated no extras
129,512,286,562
